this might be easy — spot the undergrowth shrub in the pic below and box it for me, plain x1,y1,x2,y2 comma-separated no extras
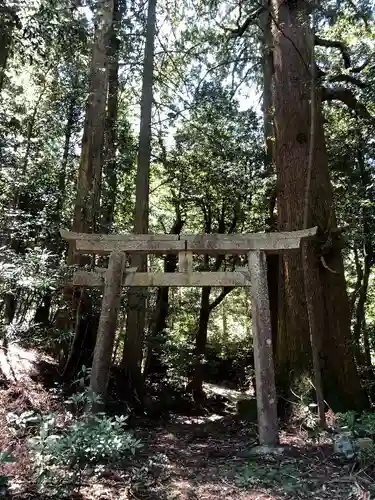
28,376,142,497
336,411,375,437
334,412,375,464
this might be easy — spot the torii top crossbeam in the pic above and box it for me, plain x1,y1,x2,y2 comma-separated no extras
60,227,317,288
61,227,317,255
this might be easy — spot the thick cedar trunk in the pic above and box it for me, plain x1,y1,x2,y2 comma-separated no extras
122,0,157,400
144,213,184,378
272,0,366,411
71,0,113,238
101,0,120,233
144,285,170,375
62,0,114,379
261,0,273,172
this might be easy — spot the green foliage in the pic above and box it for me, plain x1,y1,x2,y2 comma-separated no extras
29,389,142,497
336,411,375,438
7,410,39,437
334,412,375,465
0,247,62,301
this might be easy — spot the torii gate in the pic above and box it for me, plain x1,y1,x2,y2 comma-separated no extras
61,227,317,447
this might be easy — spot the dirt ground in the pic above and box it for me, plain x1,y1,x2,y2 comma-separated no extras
1,343,375,500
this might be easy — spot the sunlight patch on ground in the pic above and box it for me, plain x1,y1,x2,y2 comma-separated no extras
203,381,253,401
0,343,55,384
0,343,40,382
172,414,223,425
0,343,55,411
169,478,196,500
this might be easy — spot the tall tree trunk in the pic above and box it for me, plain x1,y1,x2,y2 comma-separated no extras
188,284,233,402
261,0,279,350
62,0,114,379
34,293,52,326
222,301,228,339
0,3,19,95
354,255,372,367
189,286,211,403
186,203,236,401
261,0,273,173
122,0,157,400
71,0,114,238
101,0,120,233
144,210,184,379
353,140,374,393
271,0,367,411
350,247,364,322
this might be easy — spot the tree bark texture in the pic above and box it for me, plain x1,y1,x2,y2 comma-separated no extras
261,0,274,172
71,0,114,239
188,284,233,400
62,0,114,379
90,251,125,410
345,138,375,401
354,142,374,375
261,0,280,354
271,0,367,411
188,286,211,402
101,0,120,234
122,0,157,399
144,212,184,378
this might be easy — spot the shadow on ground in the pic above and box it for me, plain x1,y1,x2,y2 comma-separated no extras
1,344,375,500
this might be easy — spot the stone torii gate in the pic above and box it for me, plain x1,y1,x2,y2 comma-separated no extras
61,227,317,447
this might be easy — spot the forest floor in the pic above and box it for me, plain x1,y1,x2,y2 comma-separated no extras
1,343,375,500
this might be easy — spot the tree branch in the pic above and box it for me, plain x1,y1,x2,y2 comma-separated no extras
351,59,371,73
315,36,351,69
328,74,367,89
322,86,373,120
208,287,234,311
228,7,264,37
